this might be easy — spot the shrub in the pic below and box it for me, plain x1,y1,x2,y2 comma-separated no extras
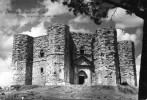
10,85,22,91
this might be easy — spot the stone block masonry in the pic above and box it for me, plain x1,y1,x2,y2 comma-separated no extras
11,24,137,86
71,32,93,55
32,24,72,85
118,41,137,86
93,28,120,85
12,34,33,85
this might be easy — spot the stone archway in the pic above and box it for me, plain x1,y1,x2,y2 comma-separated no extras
78,70,87,85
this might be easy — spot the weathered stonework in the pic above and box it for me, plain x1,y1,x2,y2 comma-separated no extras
118,41,137,86
12,24,137,86
92,28,120,85
12,34,33,85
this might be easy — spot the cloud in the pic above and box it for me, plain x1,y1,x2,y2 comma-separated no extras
0,56,14,87
0,0,40,33
72,15,90,23
18,11,40,28
106,7,143,29
68,15,93,33
41,0,70,17
0,71,14,87
0,0,11,12
69,23,92,33
105,7,143,58
21,22,47,37
0,57,12,72
116,29,131,41
0,34,13,59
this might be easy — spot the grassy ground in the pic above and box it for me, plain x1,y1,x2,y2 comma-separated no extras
0,85,138,100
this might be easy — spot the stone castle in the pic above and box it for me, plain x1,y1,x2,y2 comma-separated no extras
12,24,137,86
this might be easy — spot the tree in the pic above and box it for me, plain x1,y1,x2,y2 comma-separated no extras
52,0,147,99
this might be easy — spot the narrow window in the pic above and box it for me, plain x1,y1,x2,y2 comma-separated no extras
80,46,84,54
41,67,43,73
40,49,44,57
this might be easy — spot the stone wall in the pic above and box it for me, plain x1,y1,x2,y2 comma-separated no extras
93,28,119,85
12,34,33,85
33,35,49,85
118,41,137,86
32,24,73,85
11,24,137,86
71,33,93,55
12,61,26,85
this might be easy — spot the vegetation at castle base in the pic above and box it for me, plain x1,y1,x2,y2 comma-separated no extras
0,85,138,100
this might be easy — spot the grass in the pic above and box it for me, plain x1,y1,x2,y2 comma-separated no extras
0,85,138,100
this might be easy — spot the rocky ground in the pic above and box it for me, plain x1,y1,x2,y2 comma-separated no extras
0,85,138,100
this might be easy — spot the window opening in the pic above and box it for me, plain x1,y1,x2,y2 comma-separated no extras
41,67,43,73
40,49,44,57
80,46,84,55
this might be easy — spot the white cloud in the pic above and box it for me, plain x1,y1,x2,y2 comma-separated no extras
0,57,12,72
0,71,14,87
69,23,92,33
116,29,131,41
0,34,13,59
72,15,90,23
42,0,70,17
106,7,143,29
0,56,14,87
21,22,47,37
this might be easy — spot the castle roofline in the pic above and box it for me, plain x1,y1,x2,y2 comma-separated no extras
14,34,34,38
118,40,134,43
47,23,69,30
96,27,115,31
34,34,48,39
71,32,94,36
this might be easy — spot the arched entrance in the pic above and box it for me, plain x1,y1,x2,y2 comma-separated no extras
78,70,87,85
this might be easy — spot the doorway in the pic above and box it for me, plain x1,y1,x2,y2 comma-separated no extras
79,76,85,84
78,70,87,85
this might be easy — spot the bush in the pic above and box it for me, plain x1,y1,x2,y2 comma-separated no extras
10,85,22,91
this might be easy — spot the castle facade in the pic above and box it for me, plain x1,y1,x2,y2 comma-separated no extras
12,24,137,86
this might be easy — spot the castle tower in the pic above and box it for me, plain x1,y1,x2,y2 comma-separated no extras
118,41,137,86
12,34,34,85
93,28,120,85
32,24,73,85
71,33,93,85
